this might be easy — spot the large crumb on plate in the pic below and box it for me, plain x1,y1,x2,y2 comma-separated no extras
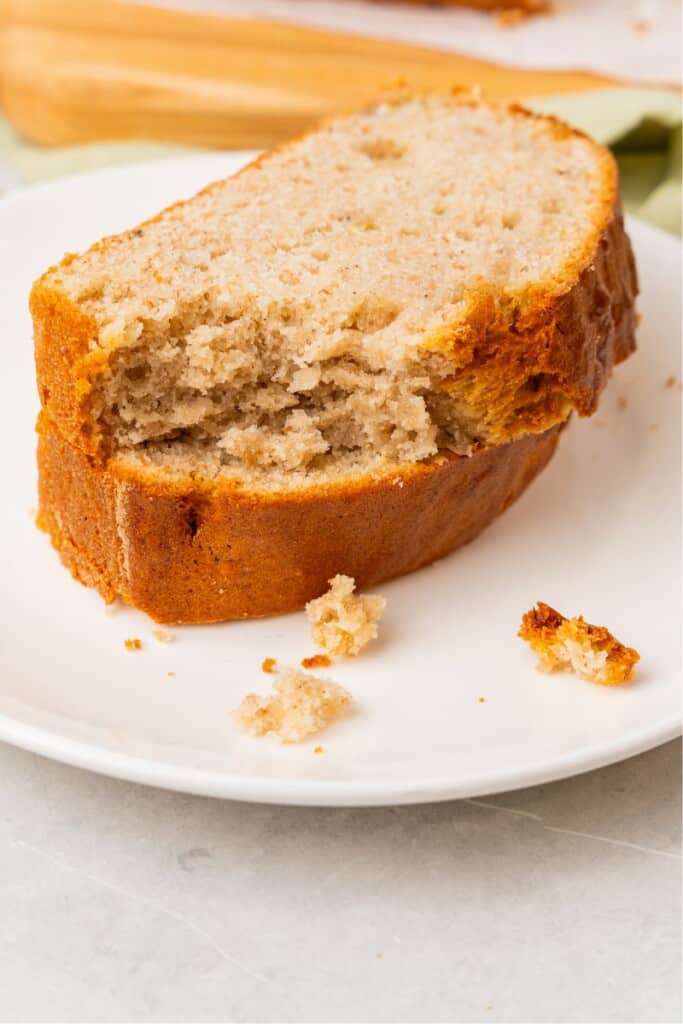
233,668,352,743
306,575,385,657
519,602,639,686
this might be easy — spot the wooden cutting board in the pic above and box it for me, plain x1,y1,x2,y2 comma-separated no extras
0,0,618,150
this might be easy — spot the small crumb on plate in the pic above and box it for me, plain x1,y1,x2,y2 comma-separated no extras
301,653,332,669
152,628,173,643
124,637,142,651
495,9,527,27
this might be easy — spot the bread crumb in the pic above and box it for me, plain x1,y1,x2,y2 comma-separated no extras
519,602,639,686
152,628,173,643
124,637,142,651
234,668,351,743
495,1,552,25
167,670,175,677
306,575,385,657
478,696,486,703
261,657,277,674
313,745,324,754
495,9,528,28
632,17,652,32
665,374,682,390
301,653,332,669
616,395,628,412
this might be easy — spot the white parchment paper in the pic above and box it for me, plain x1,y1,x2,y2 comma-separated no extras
139,0,681,86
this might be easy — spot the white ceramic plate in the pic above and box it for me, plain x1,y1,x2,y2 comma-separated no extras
0,155,680,806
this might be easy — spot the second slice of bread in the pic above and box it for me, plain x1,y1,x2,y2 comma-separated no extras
36,413,562,622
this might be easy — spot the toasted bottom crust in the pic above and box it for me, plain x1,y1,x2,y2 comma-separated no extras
37,419,562,624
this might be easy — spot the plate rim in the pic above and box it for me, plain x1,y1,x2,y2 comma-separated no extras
0,706,679,806
1,159,680,806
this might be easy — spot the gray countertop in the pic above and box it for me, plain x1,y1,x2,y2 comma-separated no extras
1,739,680,1024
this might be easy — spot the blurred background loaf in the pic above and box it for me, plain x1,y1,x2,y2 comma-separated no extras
1,0,679,235
0,0,677,151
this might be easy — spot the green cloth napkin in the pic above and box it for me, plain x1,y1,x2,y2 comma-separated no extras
0,88,680,234
0,118,197,187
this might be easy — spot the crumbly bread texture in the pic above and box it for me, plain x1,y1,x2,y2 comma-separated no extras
33,91,636,491
37,415,560,623
519,602,640,686
233,668,352,743
306,575,386,657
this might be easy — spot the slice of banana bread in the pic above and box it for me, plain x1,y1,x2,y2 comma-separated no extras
32,91,637,622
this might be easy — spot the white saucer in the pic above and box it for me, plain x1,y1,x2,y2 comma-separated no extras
0,155,679,805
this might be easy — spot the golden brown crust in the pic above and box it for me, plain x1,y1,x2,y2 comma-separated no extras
31,280,104,456
30,91,637,459
519,601,640,686
37,415,561,624
425,208,638,443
